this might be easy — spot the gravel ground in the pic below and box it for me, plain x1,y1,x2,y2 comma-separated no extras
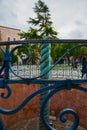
8,117,86,130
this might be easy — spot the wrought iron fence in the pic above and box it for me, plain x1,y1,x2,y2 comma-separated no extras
0,39,87,130
8,63,82,80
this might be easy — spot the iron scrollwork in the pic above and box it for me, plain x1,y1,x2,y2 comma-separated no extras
0,40,87,130
0,45,30,98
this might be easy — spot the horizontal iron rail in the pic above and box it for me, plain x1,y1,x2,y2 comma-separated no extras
2,78,87,85
0,39,87,46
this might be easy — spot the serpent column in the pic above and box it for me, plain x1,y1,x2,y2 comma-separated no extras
39,36,51,130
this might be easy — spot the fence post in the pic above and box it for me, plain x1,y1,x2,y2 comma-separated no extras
0,117,6,130
39,36,51,130
4,44,10,79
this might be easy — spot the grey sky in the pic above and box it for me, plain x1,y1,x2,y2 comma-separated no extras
0,0,87,39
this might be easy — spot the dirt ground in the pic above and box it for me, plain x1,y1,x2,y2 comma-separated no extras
8,117,86,130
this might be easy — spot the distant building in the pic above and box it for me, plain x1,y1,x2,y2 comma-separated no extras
0,26,22,64
0,25,21,41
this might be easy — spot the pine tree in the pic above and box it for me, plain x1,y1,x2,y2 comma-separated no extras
20,0,58,39
28,0,57,38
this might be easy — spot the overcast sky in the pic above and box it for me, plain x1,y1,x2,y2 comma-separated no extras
0,0,87,39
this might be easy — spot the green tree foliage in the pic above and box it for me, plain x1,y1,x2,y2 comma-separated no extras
28,0,58,38
20,0,58,39
19,0,58,64
12,54,18,64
